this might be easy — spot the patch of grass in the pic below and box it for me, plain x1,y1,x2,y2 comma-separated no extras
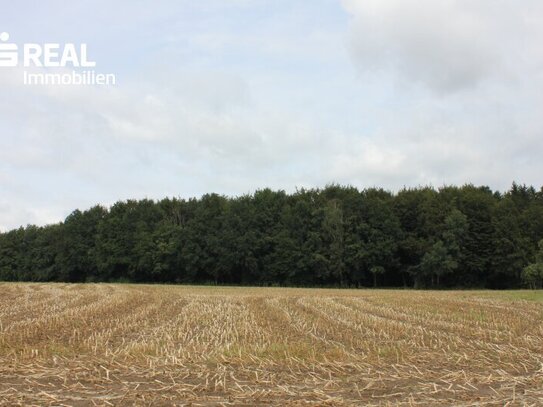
473,290,543,302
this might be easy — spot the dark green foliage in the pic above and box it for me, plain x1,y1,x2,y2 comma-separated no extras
522,240,543,289
1,183,542,288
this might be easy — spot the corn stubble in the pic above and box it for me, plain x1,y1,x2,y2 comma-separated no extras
0,283,542,406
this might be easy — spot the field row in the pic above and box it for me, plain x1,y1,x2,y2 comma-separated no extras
1,283,542,405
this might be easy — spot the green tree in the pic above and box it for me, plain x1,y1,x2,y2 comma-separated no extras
416,209,467,287
370,266,385,287
321,199,345,285
419,241,456,287
521,263,543,289
0,184,541,289
522,240,543,288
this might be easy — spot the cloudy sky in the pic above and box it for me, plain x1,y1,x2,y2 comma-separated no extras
1,0,542,230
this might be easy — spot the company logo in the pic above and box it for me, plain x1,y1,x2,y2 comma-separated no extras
0,32,18,67
0,32,116,86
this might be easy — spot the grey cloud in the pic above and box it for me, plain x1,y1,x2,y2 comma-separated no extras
343,0,543,93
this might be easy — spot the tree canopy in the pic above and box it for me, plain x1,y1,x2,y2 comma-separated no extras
1,183,542,288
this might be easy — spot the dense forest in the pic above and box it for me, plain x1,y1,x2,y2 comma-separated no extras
1,183,543,288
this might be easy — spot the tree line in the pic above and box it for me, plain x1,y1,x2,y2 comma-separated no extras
1,183,543,288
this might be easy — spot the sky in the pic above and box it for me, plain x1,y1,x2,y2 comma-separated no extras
0,0,542,231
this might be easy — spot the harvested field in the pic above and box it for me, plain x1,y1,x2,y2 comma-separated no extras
0,283,542,406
